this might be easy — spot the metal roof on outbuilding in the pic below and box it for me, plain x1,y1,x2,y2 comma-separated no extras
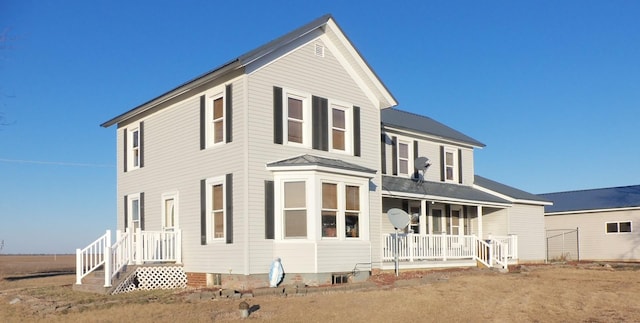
540,185,640,213
381,108,485,148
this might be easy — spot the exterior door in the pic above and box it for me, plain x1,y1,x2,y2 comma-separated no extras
162,193,178,232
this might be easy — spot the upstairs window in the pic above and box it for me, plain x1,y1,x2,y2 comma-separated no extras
212,96,224,144
398,141,410,175
606,221,632,234
287,96,305,144
331,106,346,151
200,84,232,150
204,176,226,242
444,147,458,182
124,122,144,172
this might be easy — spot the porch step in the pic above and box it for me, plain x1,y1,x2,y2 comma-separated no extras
73,265,138,295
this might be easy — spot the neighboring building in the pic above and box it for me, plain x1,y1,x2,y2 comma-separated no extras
542,185,640,262
76,14,551,292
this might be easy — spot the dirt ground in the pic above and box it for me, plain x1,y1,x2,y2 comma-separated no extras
2,255,640,322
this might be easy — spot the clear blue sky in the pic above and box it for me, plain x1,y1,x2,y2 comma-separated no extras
1,1,639,254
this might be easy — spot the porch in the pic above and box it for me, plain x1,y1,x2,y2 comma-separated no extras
381,233,518,270
75,229,182,290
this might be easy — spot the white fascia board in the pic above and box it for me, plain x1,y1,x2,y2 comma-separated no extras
325,19,397,109
382,190,512,208
473,184,553,206
546,206,640,216
266,164,376,179
383,126,482,149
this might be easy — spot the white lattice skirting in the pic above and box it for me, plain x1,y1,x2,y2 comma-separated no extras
112,266,187,295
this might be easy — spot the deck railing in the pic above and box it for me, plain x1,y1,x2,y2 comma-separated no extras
76,229,182,287
382,233,518,269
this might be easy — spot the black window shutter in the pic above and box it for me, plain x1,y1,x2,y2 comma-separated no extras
381,134,387,175
123,129,128,172
273,87,283,144
139,122,144,168
402,200,408,212
200,179,207,245
458,149,463,184
353,106,361,157
200,95,206,150
225,173,233,244
413,140,419,179
440,146,445,182
391,136,398,176
139,192,145,230
123,195,128,230
312,96,328,151
265,180,275,239
225,84,233,143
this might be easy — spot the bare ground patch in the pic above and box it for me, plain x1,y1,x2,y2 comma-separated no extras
2,256,640,322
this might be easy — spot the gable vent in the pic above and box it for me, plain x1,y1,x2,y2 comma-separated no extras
315,44,325,57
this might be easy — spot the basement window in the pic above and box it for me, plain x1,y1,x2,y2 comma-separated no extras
332,273,349,285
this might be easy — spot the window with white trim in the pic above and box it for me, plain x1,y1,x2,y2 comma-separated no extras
321,183,338,238
345,185,360,238
284,181,307,238
397,140,411,175
206,89,225,147
127,193,141,232
205,177,226,242
285,91,310,146
444,147,457,182
127,127,141,170
606,221,632,233
330,104,351,153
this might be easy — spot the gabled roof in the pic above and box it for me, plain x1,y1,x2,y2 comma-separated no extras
474,175,551,204
381,108,485,148
266,154,376,175
382,176,511,206
540,185,640,214
102,14,397,128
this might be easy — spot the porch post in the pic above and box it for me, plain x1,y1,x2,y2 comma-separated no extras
477,205,483,239
175,229,182,264
104,230,112,288
420,200,427,234
75,248,82,285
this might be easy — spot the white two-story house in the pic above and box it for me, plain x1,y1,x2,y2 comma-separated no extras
76,14,550,293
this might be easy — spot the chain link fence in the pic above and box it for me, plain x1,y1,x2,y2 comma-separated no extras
546,228,579,262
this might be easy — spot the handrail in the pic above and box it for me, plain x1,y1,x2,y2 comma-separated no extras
476,238,492,268
75,230,111,285
110,230,133,282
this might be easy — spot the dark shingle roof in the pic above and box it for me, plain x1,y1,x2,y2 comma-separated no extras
474,175,551,203
540,185,640,213
381,108,485,147
382,176,510,205
267,154,376,174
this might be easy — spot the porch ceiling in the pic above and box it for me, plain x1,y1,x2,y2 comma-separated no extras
381,176,511,206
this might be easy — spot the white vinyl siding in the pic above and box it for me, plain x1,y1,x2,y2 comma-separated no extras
545,209,640,261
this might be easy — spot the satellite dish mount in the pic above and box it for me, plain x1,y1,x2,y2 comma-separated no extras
413,156,431,184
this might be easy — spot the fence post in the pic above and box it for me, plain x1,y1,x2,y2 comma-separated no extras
441,232,447,261
176,229,182,264
136,228,143,265
576,227,580,262
75,248,82,285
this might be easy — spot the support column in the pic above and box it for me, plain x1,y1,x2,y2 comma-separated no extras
420,199,427,234
477,205,483,239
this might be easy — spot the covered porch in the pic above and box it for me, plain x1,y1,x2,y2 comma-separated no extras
381,176,518,269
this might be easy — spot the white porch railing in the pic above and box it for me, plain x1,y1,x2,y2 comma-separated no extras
76,229,182,287
382,233,518,269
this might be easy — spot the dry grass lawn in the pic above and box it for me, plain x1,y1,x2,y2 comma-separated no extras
2,255,640,322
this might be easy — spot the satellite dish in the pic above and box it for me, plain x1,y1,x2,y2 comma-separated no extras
387,208,411,229
414,157,431,171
